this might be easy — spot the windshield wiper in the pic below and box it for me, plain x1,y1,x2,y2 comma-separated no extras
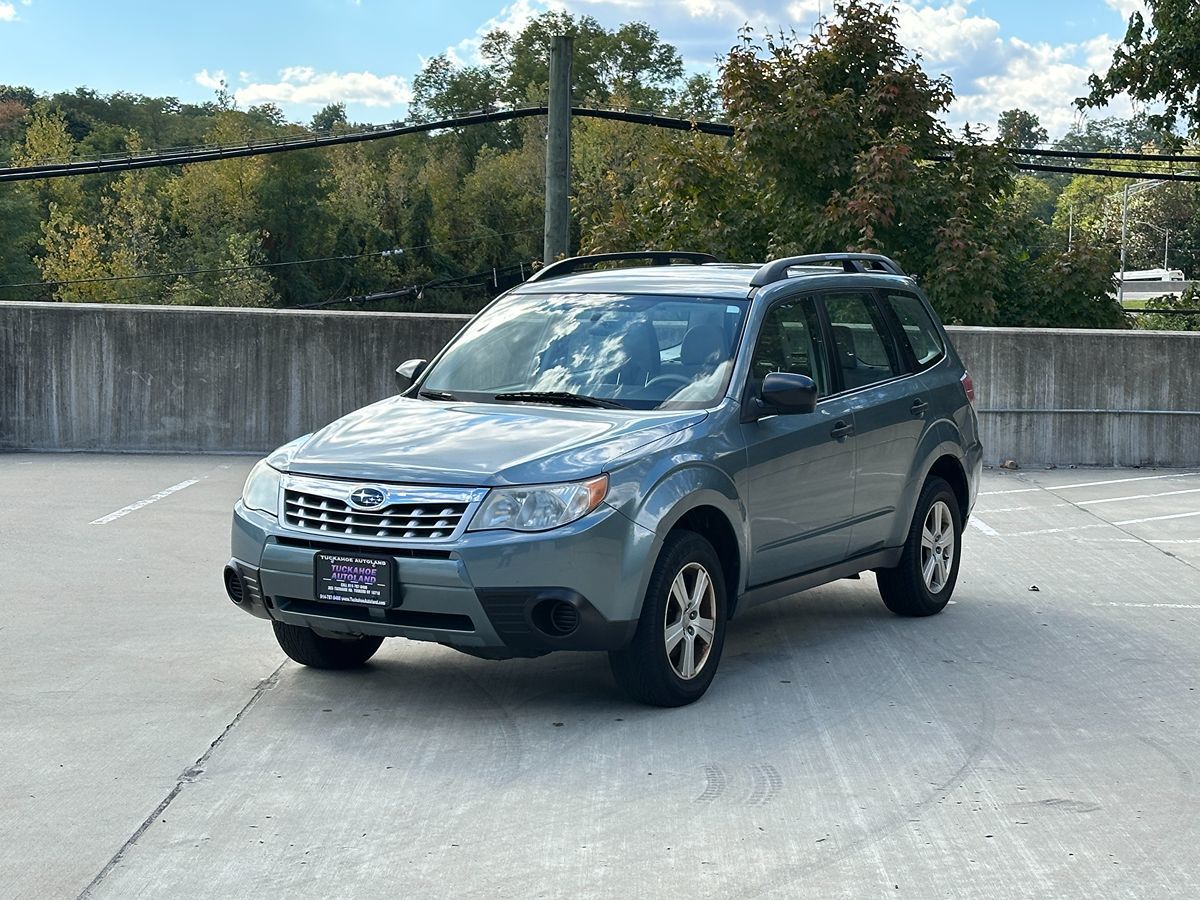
418,389,457,401
493,391,626,409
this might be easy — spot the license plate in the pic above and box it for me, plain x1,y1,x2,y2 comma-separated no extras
314,552,394,607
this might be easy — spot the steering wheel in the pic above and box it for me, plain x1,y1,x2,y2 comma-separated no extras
645,374,692,392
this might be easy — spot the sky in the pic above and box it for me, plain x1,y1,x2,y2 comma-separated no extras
0,0,1147,140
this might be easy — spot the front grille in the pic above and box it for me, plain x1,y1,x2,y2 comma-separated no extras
273,536,454,560
284,489,468,540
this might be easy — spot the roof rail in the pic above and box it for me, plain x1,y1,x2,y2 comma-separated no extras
525,251,720,283
750,253,906,287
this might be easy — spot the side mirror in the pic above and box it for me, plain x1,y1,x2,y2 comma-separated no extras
395,358,428,390
757,372,817,417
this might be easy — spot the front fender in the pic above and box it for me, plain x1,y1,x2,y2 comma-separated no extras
607,453,748,603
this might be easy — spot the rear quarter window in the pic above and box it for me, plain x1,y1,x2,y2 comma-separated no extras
884,291,944,369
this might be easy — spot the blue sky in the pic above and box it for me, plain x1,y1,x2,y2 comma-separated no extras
0,0,1144,139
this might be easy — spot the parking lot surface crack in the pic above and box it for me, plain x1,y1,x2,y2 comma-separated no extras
75,661,286,899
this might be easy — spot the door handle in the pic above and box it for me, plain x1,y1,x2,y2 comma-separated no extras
830,421,854,441
910,398,929,416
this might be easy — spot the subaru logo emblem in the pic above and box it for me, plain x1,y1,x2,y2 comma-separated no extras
348,487,387,510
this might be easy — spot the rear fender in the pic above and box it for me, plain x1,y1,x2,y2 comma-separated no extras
892,418,968,547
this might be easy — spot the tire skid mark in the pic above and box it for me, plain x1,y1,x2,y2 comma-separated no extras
696,764,728,803
735,619,998,900
747,763,782,806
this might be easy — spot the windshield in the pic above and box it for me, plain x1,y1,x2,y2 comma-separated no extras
420,291,749,410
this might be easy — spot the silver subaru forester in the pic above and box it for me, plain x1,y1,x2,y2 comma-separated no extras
224,252,982,706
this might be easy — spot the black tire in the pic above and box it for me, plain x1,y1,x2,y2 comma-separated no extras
609,530,727,707
272,621,384,669
876,475,962,617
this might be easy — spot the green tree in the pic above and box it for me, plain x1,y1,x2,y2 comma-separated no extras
996,108,1048,147
1054,113,1174,153
1082,0,1200,140
481,12,684,109
1135,286,1200,331
311,103,348,132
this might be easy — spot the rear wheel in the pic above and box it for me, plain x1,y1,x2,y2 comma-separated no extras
876,476,962,617
272,621,384,669
609,531,727,707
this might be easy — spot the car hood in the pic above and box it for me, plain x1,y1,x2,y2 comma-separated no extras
282,396,707,486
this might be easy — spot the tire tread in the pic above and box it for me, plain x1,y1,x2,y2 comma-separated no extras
272,621,384,669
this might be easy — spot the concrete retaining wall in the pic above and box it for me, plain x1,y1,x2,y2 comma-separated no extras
0,302,469,453
2,302,1198,465
947,326,1200,467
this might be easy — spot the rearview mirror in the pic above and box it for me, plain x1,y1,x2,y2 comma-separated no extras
395,358,428,390
757,372,817,416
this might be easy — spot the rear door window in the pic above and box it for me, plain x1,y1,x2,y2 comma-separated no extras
882,290,944,370
821,292,903,392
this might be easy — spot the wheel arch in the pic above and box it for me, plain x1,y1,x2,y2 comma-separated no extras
668,504,743,618
891,418,971,546
927,454,970,522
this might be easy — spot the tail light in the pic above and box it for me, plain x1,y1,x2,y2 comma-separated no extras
961,371,975,404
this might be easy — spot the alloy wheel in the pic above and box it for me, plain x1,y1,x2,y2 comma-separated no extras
664,561,717,680
921,500,955,594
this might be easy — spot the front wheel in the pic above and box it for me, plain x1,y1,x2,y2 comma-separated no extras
876,476,962,617
272,621,384,669
609,531,727,707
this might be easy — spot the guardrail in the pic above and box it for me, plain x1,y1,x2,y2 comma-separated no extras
2,302,1198,466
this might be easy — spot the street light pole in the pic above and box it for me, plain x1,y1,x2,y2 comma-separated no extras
1119,184,1129,304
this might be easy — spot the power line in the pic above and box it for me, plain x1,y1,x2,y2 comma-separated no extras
6,105,1200,194
293,261,531,310
1012,161,1200,182
1006,146,1200,163
4,105,1200,184
0,107,552,182
0,228,542,291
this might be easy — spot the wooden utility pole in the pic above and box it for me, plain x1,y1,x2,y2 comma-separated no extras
544,33,573,264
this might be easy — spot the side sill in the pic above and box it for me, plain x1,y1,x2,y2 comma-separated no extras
736,548,903,612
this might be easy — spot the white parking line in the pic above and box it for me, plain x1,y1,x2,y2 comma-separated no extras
1005,523,1111,537
1113,510,1200,526
1077,537,1200,545
969,517,999,536
1053,472,1200,491
979,487,1042,496
977,503,1069,513
1094,602,1200,610
1077,487,1200,506
1003,510,1200,536
89,479,200,525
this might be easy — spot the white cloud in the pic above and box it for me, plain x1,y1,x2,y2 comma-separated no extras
884,1,1133,137
228,67,413,108
417,0,1139,139
0,3,18,21
194,68,227,91
450,0,562,66
1103,0,1147,23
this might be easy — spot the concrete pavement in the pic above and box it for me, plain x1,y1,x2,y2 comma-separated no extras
2,455,1199,898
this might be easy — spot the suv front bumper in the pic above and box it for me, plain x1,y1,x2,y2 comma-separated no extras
226,501,654,657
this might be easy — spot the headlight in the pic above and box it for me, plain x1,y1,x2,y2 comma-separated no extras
241,459,282,515
469,475,608,532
